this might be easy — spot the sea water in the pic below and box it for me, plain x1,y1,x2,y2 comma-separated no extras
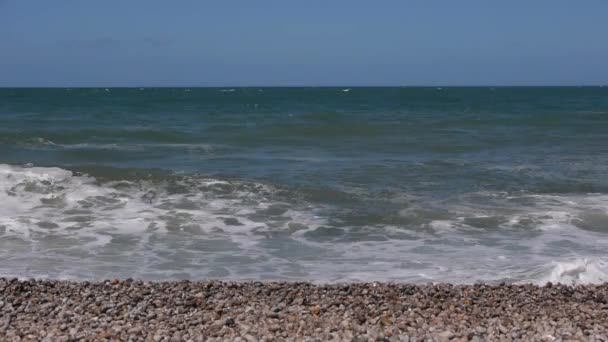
1,87,608,284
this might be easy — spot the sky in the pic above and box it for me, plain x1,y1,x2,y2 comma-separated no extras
1,1,607,87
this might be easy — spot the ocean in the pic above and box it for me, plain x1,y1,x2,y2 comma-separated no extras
1,87,607,284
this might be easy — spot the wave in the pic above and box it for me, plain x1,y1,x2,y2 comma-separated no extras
0,163,320,236
58,142,216,153
539,258,608,285
2,163,608,283
1,136,217,153
0,129,197,146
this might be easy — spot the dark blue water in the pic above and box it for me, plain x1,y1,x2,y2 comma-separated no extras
1,87,608,283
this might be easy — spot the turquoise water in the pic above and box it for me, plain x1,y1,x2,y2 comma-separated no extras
1,87,608,283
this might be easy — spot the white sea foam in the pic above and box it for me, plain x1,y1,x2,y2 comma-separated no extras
538,258,608,285
32,137,57,146
1,164,608,284
0,166,224,266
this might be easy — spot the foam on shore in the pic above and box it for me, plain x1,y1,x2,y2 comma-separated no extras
2,163,608,285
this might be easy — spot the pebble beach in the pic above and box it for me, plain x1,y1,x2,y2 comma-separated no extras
1,279,607,341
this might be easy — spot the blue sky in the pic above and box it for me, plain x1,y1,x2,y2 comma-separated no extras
1,1,607,86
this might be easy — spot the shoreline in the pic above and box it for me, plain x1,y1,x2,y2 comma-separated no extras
1,279,607,341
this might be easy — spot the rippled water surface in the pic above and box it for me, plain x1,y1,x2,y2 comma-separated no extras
1,87,608,284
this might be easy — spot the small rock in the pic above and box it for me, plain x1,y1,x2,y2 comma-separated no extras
225,318,236,327
434,330,454,342
128,326,142,334
353,335,368,342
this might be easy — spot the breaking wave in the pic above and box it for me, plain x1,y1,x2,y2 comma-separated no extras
1,163,608,284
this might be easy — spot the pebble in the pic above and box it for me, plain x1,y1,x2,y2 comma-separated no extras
435,330,454,341
0,278,607,340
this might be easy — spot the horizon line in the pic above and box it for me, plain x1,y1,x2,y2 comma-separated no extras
0,84,606,89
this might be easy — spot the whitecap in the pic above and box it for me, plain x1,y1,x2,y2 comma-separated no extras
2,165,608,284
538,258,608,285
0,163,327,280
